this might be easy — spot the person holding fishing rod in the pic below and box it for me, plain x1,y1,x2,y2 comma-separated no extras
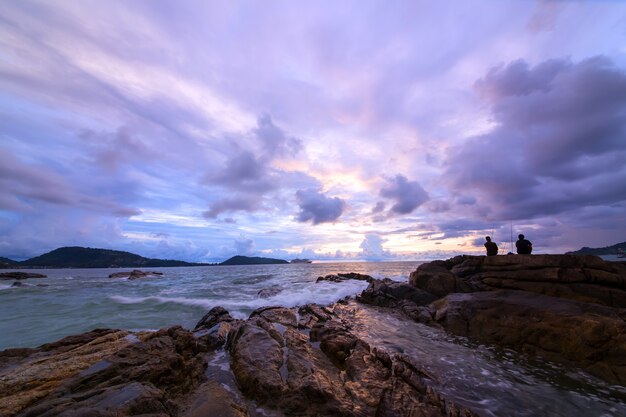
484,236,498,256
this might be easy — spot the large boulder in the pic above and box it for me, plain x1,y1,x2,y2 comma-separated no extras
225,305,479,416
358,278,437,308
418,290,626,385
409,255,626,307
0,327,207,417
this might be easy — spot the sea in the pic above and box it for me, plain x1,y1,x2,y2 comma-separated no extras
1,261,625,417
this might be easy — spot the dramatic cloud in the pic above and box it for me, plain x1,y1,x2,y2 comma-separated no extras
445,56,626,222
295,189,345,225
379,175,429,215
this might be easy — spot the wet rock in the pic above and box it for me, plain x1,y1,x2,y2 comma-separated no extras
0,272,47,280
182,380,249,417
226,303,480,417
409,254,626,307
257,286,282,298
426,290,626,385
358,278,438,308
297,303,334,328
1,327,207,417
11,281,26,287
108,270,164,279
316,272,375,283
194,306,238,350
0,329,133,416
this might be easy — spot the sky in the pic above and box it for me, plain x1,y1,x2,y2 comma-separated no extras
1,0,625,262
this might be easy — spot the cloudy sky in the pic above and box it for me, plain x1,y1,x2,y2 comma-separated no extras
1,0,625,262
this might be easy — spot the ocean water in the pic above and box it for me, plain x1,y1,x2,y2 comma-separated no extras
2,261,625,416
0,262,415,350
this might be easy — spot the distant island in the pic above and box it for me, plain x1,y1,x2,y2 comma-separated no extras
566,241,626,256
0,247,211,268
220,255,289,266
0,247,292,268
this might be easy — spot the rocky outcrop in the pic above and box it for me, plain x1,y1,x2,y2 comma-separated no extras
366,255,626,386
358,278,437,308
410,254,626,307
0,327,207,417
0,304,480,417
108,270,164,279
0,272,47,280
317,272,375,283
416,290,626,385
223,305,479,417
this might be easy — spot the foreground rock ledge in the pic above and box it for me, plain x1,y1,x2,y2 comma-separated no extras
1,304,479,417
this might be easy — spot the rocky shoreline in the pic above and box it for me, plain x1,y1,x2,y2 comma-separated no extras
1,254,625,416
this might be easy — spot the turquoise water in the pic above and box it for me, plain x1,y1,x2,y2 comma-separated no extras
0,262,414,350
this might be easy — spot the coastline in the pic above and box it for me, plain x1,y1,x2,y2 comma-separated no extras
2,255,625,416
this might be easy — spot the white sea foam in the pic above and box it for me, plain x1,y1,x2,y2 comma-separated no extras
109,295,215,309
108,279,370,318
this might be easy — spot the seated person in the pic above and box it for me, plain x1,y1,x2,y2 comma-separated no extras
515,234,532,254
484,236,498,256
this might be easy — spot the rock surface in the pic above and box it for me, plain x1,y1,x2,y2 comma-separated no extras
418,290,626,385
410,254,626,307
108,269,164,279
1,304,481,417
0,327,208,417
0,272,47,280
316,272,375,283
351,254,626,386
224,305,479,417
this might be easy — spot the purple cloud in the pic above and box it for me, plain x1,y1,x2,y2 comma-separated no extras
445,56,626,221
380,175,429,215
295,189,345,225
203,196,259,219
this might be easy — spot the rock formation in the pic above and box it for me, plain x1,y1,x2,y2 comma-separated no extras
108,270,164,279
1,304,480,417
316,272,376,283
0,272,47,280
409,254,626,307
357,254,626,385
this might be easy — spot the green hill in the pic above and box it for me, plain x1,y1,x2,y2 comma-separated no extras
0,256,18,268
19,247,203,268
220,255,289,266
566,241,626,256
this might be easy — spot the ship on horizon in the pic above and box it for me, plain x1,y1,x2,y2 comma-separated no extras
290,258,313,264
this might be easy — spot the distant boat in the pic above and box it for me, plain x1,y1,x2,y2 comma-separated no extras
618,248,625,258
290,258,313,264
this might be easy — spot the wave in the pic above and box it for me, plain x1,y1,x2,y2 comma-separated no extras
108,280,370,318
110,295,215,309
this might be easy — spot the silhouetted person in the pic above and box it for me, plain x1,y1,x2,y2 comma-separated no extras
484,236,498,256
516,234,532,254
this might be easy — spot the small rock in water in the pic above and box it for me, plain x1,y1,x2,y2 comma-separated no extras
0,272,47,280
108,270,164,279
316,272,375,283
257,287,282,298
